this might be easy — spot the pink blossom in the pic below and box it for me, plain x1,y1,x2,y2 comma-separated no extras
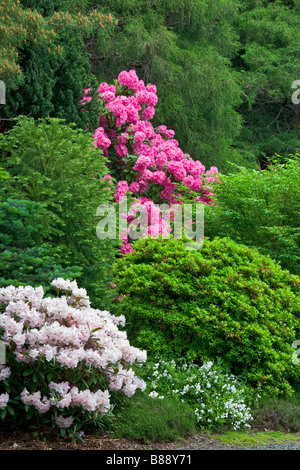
136,90,158,107
0,279,147,426
116,144,128,157
115,180,129,203
120,242,134,255
0,393,9,409
167,161,187,181
132,155,153,173
149,170,166,185
55,415,74,429
92,127,111,150
142,106,155,120
81,70,220,253
128,182,140,193
98,83,116,95
118,70,140,91
118,133,129,145
0,366,11,381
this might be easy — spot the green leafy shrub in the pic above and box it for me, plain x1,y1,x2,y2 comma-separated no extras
0,199,81,292
0,116,119,309
112,236,300,396
205,156,300,276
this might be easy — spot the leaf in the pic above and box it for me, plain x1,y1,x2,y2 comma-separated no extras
26,406,35,421
6,406,15,416
90,327,102,334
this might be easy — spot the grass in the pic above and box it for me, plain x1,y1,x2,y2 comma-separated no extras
250,392,300,433
108,384,300,445
208,431,300,448
109,390,197,444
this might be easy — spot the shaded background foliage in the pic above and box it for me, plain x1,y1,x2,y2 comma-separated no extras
1,0,299,171
85,0,300,171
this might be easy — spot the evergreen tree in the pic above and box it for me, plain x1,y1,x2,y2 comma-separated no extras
232,0,300,165
0,0,116,130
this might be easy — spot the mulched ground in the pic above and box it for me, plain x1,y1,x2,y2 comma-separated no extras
0,426,228,451
1,424,297,451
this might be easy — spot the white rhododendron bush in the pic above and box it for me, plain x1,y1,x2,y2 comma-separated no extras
0,279,146,436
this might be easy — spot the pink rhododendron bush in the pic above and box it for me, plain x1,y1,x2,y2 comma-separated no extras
82,70,221,254
0,279,146,437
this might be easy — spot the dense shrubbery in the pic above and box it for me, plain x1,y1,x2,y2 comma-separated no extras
0,279,146,437
204,156,300,276
112,236,300,396
0,199,81,292
0,117,118,309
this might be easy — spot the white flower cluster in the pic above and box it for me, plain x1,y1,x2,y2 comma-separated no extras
0,365,11,382
0,279,147,423
145,358,255,431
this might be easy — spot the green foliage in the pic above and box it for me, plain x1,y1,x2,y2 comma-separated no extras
204,156,300,276
112,236,300,396
86,0,300,169
110,389,196,443
88,0,252,173
252,394,300,433
0,168,9,179
0,0,116,131
0,199,81,292
233,0,300,164
0,116,119,309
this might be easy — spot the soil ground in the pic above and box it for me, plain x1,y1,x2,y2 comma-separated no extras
1,424,300,451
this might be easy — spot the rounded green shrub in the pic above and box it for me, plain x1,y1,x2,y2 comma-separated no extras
112,236,300,396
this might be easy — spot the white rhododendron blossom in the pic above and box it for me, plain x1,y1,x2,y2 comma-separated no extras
0,279,147,427
55,415,74,429
0,366,11,381
0,393,9,410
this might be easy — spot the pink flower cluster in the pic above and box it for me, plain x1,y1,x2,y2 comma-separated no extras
83,70,221,253
0,280,147,427
119,198,174,254
20,384,112,417
80,87,92,107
